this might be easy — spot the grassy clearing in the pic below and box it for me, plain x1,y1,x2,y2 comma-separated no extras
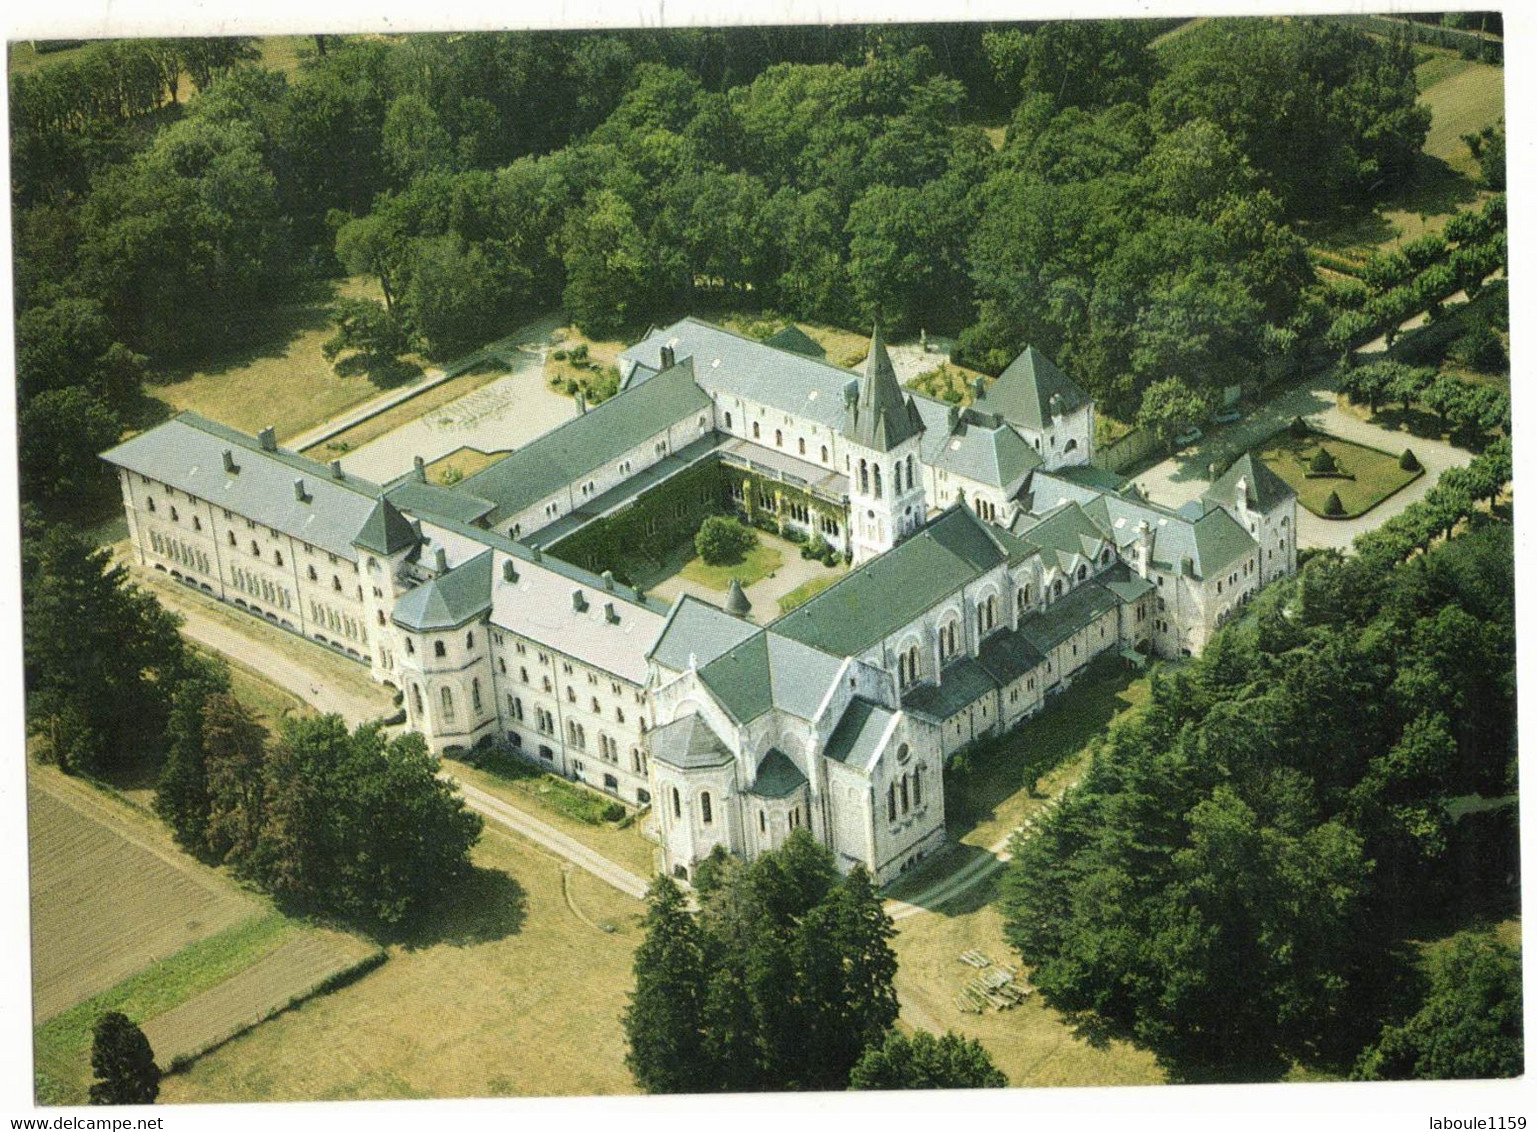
1421,60,1504,174
425,446,507,485
680,542,783,591
159,824,644,1101
302,363,507,460
149,276,430,442
34,913,299,1104
448,756,657,880
9,36,316,82
1258,430,1421,519
777,573,842,614
890,871,1163,1088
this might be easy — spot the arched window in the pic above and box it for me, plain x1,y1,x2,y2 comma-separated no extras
893,461,903,494
873,464,883,499
434,640,447,658
752,421,760,439
440,686,456,723
1064,438,1078,453
701,792,713,825
725,411,733,429
900,775,910,814
227,530,236,547
472,677,483,714
913,765,924,807
1053,579,1063,598
906,454,915,488
251,541,260,557
1077,564,1087,581
672,787,682,819
466,631,475,650
759,810,767,833
147,497,157,514
1101,547,1111,565
406,638,415,655
820,445,828,463
859,459,869,494
907,644,920,684
798,437,806,455
775,429,783,447
887,783,897,822
1018,585,1029,614
412,684,424,716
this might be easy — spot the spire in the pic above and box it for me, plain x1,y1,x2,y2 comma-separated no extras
724,577,753,618
844,324,923,452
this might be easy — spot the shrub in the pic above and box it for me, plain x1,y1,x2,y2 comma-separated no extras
1310,448,1340,475
563,378,579,394
602,801,626,823
552,349,567,361
1325,490,1346,517
1400,448,1421,472
570,343,589,361
805,534,829,560
695,516,757,565
1291,416,1311,438
782,524,808,544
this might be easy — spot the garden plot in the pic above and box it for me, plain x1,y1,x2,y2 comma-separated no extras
142,932,382,1069
27,775,261,1023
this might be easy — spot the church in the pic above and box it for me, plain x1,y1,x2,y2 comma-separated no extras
103,318,1298,884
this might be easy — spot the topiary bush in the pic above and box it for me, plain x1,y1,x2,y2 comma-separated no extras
1400,448,1421,472
1291,415,1311,438
1310,448,1340,475
1325,490,1346,517
695,515,758,565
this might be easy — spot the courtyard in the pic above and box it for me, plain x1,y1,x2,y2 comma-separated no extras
639,528,848,626
1256,429,1423,520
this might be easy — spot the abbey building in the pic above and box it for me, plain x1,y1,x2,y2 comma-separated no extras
104,318,1297,884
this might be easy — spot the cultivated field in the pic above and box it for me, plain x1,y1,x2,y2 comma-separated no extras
27,770,262,1023
159,825,645,1101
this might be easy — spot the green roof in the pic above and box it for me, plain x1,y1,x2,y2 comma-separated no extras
902,656,998,722
1098,562,1156,604
932,416,1042,489
763,324,826,358
1017,581,1120,654
749,748,809,797
1053,463,1129,493
387,478,497,526
1204,452,1296,513
843,326,925,451
976,345,1089,431
1191,508,1257,577
649,595,760,672
354,497,418,555
648,714,734,770
771,506,1009,657
695,630,846,725
392,550,494,631
976,629,1048,687
824,698,896,767
459,360,713,528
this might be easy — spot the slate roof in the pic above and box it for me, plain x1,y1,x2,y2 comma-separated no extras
695,631,846,724
1017,582,1121,654
649,713,734,770
623,318,861,431
1204,452,1296,513
385,478,497,526
354,496,418,556
976,629,1048,687
458,359,713,527
762,324,826,358
748,748,809,798
902,656,998,722
102,412,382,560
392,550,495,631
1098,562,1156,604
931,415,1043,490
823,698,896,768
975,346,1089,431
843,326,925,451
649,594,760,673
771,506,1011,657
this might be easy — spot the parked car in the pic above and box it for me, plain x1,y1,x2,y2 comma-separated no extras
1174,426,1203,447
1213,408,1242,425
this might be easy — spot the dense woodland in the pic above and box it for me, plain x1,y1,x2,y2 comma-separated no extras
11,19,1465,513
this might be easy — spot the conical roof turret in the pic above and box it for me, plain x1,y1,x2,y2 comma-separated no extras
724,577,753,618
843,324,924,451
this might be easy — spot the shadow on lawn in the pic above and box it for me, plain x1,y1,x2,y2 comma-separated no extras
380,866,528,951
146,276,339,386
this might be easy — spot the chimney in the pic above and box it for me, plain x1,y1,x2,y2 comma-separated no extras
258,426,277,452
293,478,309,503
602,570,615,591
1135,519,1152,580
434,547,448,573
502,559,518,583
844,380,859,408
222,449,239,474
572,588,588,613
660,345,676,369
604,601,619,624
413,455,426,483
972,377,985,401
1180,554,1194,577
1049,393,1063,421
947,404,960,431
1235,476,1250,511
330,460,344,480
576,392,587,415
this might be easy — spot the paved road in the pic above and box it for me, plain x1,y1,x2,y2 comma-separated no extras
139,568,649,900
1127,367,1474,551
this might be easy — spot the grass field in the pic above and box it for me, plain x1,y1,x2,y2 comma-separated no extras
149,276,430,443
1258,430,1422,519
158,824,644,1101
8,36,316,83
302,363,510,462
890,871,1164,1088
424,446,507,486
777,573,842,614
27,770,264,1024
680,542,784,591
1421,59,1505,175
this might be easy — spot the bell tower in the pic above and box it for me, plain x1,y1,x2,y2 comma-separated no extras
842,326,927,565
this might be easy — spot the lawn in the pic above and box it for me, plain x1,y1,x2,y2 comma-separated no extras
777,573,842,614
679,542,784,591
424,446,508,486
1257,430,1422,520
1420,59,1504,175
158,824,645,1101
889,871,1163,1089
302,362,508,461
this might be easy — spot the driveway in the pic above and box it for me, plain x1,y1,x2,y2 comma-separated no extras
1127,367,1474,551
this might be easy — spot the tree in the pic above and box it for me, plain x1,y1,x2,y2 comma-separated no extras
88,1012,159,1105
202,694,270,864
561,189,679,339
1325,490,1346,517
625,876,710,1093
18,388,122,512
154,654,233,854
1137,377,1208,452
1400,449,1421,473
322,297,412,379
1338,360,1398,415
334,211,412,314
400,236,511,359
695,516,757,566
1355,933,1522,1081
849,1029,1008,1090
1389,365,1434,416
382,92,454,183
1463,122,1505,191
1309,448,1339,475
